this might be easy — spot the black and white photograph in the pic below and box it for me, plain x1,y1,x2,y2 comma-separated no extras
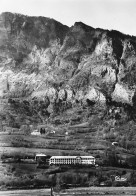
0,0,136,195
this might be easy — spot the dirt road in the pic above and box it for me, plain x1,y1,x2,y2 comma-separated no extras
1,187,136,196
0,189,51,196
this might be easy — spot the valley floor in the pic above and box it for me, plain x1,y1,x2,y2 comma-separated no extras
0,123,136,190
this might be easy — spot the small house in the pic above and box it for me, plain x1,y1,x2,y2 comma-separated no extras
35,153,51,166
31,129,40,136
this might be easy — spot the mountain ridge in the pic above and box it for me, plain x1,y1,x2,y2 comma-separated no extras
0,12,136,126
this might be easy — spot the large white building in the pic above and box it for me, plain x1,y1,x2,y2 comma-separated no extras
49,156,95,166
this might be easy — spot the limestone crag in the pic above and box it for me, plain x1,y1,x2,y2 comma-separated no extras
0,12,136,124
112,83,135,105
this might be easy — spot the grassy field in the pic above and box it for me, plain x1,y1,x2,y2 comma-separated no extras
0,129,93,190
0,123,136,190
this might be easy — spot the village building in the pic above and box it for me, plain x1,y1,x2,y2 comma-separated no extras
49,155,95,166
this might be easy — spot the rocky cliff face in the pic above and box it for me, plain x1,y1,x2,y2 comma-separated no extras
0,12,136,126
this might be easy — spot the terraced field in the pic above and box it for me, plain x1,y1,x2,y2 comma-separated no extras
0,127,95,190
0,122,135,190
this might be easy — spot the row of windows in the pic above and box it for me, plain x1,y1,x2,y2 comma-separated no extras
50,158,94,161
49,162,94,165
50,160,94,162
50,159,94,162
50,159,78,162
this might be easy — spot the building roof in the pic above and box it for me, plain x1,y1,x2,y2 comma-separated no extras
50,156,95,159
35,153,47,157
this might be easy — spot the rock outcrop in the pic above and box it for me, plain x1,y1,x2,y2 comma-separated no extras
0,12,136,124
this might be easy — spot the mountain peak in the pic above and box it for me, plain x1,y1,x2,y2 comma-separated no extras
73,21,94,32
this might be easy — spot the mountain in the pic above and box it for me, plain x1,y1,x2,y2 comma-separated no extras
0,12,136,148
2,12,136,188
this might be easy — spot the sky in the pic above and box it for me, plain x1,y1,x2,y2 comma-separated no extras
0,0,136,36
